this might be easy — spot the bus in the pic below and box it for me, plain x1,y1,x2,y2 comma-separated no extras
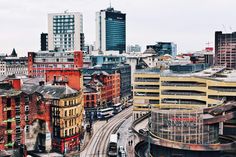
108,134,118,156
113,103,123,114
126,99,133,108
97,108,114,120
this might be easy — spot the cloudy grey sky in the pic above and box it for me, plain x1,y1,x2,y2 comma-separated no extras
0,0,236,56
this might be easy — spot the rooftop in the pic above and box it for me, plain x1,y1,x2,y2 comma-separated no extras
0,89,21,97
135,65,236,82
163,66,236,82
22,84,78,99
135,68,160,74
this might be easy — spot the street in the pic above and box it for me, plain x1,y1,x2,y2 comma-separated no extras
116,116,135,157
80,107,132,157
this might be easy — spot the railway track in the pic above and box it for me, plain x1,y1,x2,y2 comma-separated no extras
81,107,132,157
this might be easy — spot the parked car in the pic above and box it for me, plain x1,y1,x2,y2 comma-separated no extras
138,128,148,135
118,146,126,157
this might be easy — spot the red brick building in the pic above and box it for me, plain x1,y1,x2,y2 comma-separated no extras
28,51,83,78
22,84,84,154
0,89,26,151
84,87,100,109
45,70,82,91
85,71,120,107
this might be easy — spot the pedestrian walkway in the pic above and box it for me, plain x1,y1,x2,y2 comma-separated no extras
126,131,140,157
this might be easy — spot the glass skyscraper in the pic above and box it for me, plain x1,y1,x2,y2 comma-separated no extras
96,7,126,54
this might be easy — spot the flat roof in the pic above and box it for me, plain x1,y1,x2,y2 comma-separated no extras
135,66,236,82
162,66,236,82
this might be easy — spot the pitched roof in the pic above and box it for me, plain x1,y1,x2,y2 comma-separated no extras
10,48,17,57
143,47,156,54
22,84,78,99
84,85,98,93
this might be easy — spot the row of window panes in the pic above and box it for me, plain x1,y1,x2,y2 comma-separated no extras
64,127,76,137
64,118,76,128
64,99,78,106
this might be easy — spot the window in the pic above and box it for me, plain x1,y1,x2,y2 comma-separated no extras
25,115,29,121
25,106,29,112
16,126,21,134
65,110,67,117
86,95,89,100
15,116,20,124
65,130,67,137
25,125,30,133
65,120,67,127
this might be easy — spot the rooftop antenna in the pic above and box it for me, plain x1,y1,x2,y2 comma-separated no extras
109,0,112,8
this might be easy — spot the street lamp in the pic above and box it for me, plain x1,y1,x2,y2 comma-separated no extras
147,103,151,157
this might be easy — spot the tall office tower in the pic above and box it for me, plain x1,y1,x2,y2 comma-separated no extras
215,31,236,69
96,7,126,54
40,33,48,51
48,12,84,51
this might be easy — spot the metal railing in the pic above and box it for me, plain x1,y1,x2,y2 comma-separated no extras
162,91,206,96
135,93,159,97
162,100,205,105
135,86,159,90
209,87,236,92
135,78,160,82
162,82,206,87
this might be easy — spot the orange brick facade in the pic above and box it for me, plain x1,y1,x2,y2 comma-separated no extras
85,72,120,107
46,70,82,91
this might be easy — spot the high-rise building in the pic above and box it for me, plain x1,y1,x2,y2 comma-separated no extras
48,12,84,51
40,33,48,51
215,31,236,69
127,44,141,53
147,42,177,57
95,7,126,54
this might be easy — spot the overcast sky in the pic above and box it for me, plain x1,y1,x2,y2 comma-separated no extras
0,0,236,56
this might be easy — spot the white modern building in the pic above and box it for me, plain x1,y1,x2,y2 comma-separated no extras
48,12,84,51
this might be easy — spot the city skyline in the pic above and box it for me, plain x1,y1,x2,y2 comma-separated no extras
0,0,236,56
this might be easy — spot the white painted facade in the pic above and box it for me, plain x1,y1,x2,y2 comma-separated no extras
95,11,106,51
0,58,28,76
48,12,83,51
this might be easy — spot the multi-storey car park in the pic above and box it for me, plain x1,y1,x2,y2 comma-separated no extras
132,64,236,157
